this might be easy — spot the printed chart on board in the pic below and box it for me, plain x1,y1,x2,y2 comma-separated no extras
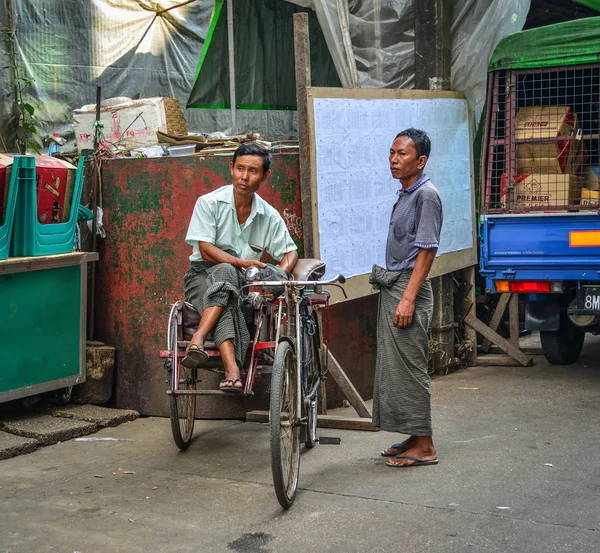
313,97,473,279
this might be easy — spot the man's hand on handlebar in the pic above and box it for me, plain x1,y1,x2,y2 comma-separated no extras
236,259,267,271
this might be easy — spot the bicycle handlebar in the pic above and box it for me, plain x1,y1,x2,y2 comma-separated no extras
253,274,346,288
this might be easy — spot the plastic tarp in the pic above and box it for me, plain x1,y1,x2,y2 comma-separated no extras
452,0,530,123
291,0,530,124
187,0,340,109
190,0,529,132
490,16,600,71
574,0,600,11
0,0,213,149
0,0,531,144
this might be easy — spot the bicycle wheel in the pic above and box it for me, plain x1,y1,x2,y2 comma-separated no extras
270,340,301,509
303,308,321,449
170,360,197,450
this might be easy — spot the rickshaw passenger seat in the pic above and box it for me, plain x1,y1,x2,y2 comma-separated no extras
180,298,257,343
292,258,326,281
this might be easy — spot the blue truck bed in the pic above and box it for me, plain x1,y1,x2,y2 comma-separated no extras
480,213,600,290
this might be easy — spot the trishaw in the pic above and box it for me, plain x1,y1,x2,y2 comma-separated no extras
159,258,346,508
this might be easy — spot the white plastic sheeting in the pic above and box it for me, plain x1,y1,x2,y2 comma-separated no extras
0,0,530,145
452,0,530,123
288,0,531,122
0,0,213,146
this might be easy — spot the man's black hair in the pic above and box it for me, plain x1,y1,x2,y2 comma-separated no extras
395,128,431,159
232,142,271,173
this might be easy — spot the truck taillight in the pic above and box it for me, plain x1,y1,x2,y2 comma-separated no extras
494,281,562,293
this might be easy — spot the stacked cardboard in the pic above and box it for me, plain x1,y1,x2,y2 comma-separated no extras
581,166,599,207
510,106,583,209
73,97,187,153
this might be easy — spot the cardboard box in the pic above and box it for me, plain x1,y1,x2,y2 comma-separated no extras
584,166,599,191
515,106,579,173
0,154,76,224
502,173,581,209
73,97,187,153
34,156,77,224
516,138,585,175
581,188,600,207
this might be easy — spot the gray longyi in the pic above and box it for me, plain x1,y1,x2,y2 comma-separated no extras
371,267,434,436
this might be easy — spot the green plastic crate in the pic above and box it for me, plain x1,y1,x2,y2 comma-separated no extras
0,156,23,260
11,156,85,257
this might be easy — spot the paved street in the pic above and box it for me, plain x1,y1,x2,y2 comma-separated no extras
2,336,600,553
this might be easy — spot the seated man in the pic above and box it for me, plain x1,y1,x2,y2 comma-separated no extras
182,143,298,393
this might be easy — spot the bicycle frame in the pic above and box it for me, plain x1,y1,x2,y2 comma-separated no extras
252,274,344,431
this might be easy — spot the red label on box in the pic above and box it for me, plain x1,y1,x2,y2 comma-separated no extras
0,155,76,224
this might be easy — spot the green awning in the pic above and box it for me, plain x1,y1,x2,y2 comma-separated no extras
187,0,340,110
574,0,600,11
489,16,600,71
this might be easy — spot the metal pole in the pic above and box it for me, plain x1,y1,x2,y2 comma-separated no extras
88,86,102,340
227,0,236,135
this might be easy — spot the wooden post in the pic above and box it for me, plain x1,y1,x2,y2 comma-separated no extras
414,0,451,91
455,265,477,366
294,12,327,412
509,293,520,346
481,293,511,353
415,0,453,371
293,12,314,258
465,314,533,367
326,350,371,418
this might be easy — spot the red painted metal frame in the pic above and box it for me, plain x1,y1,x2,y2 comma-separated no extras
162,290,332,399
483,64,600,214
96,153,379,415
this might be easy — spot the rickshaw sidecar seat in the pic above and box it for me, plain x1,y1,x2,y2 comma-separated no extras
292,258,326,281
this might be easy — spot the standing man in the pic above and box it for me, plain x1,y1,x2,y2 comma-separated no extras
182,143,298,393
370,128,443,467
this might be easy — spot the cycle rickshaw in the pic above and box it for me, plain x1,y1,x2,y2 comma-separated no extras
159,258,346,508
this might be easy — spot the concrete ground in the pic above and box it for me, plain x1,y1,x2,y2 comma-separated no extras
1,336,600,553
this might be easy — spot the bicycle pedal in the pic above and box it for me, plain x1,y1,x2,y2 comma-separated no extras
318,436,341,445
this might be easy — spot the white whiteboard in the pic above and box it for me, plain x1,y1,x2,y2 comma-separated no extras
310,91,475,286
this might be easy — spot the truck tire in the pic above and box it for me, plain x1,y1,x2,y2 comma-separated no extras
540,320,585,365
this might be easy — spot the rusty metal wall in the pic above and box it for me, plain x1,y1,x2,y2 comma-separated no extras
95,152,377,416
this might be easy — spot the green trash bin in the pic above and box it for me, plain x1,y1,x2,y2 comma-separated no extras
11,155,85,257
0,156,22,260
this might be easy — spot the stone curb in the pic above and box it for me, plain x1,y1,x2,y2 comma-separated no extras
1,414,98,446
0,431,38,460
37,404,140,428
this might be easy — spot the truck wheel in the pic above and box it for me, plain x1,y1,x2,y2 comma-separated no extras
540,321,585,365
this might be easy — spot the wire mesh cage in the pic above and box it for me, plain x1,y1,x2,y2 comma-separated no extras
482,64,600,213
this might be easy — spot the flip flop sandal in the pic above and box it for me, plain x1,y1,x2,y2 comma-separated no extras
380,443,409,457
219,378,243,394
386,455,439,468
181,344,209,369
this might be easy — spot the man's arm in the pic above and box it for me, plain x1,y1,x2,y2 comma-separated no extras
393,247,437,328
199,242,266,271
277,250,298,275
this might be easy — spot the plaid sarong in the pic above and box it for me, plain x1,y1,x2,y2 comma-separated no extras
183,260,248,368
370,265,434,436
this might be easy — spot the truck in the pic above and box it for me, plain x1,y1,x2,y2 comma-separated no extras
479,17,600,365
